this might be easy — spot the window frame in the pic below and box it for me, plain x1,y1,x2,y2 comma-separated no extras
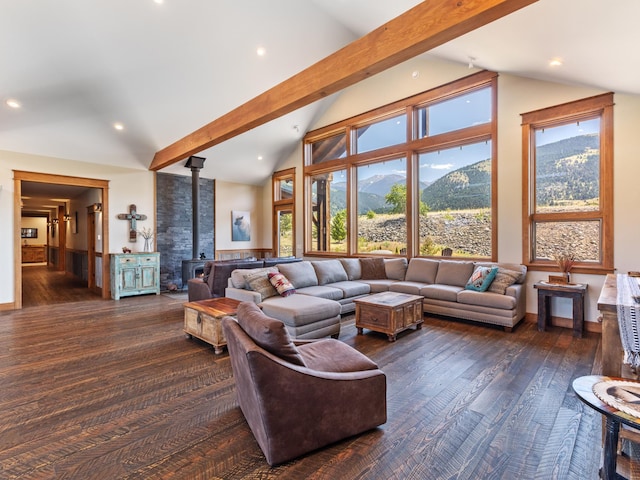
521,92,614,274
303,70,498,259
272,167,296,258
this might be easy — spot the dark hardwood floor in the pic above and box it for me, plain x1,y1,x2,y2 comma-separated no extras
1,267,604,479
21,264,101,307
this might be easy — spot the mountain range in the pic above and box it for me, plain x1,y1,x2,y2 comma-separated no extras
324,134,598,214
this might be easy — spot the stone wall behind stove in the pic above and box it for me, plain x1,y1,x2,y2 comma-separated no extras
156,172,214,290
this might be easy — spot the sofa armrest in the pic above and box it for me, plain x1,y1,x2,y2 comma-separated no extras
506,283,526,320
225,287,261,303
187,278,212,302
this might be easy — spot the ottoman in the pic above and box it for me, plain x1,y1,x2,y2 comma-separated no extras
259,294,341,339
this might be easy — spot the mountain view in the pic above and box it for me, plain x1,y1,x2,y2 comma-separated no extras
327,134,598,215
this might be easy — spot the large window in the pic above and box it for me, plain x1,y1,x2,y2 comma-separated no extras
304,71,497,258
521,93,613,273
418,141,492,257
356,157,407,255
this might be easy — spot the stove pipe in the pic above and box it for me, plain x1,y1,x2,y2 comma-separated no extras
185,155,206,260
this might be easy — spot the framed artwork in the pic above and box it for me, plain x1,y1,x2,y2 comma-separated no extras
21,228,38,238
231,210,251,241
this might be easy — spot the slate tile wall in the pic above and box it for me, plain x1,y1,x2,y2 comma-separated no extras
156,172,214,290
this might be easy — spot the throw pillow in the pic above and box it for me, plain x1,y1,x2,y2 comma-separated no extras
487,268,522,295
268,272,296,297
244,271,278,301
360,257,387,280
236,302,305,366
465,266,498,292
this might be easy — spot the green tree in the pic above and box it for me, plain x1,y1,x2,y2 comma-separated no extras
330,209,347,243
385,183,429,215
385,183,407,214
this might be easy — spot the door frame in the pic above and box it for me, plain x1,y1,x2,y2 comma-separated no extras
13,171,110,308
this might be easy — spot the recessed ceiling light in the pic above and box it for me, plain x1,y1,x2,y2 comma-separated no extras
113,123,124,131
6,99,21,109
549,58,563,67
256,46,266,57
153,0,164,4
412,71,420,79
257,156,263,161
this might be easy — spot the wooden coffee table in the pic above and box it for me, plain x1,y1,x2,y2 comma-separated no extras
354,292,423,342
184,297,240,354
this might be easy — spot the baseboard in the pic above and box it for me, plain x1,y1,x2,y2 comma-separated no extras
524,312,601,334
0,302,16,311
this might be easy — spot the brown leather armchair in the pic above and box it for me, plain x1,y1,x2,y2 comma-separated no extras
221,303,387,466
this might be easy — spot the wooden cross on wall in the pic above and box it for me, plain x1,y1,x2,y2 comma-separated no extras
117,204,147,242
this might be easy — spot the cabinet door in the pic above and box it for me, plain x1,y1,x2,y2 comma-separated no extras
120,265,139,292
139,264,157,289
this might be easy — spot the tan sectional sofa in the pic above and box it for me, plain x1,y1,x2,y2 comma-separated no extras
225,257,527,339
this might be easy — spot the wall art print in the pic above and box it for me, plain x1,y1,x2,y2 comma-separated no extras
232,210,251,241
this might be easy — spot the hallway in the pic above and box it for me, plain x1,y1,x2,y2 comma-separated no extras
21,264,101,308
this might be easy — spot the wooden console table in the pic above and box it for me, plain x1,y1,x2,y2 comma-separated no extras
534,281,587,337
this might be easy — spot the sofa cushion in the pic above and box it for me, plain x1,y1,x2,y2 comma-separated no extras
420,284,463,302
457,290,517,310
276,261,318,288
358,279,396,293
296,285,344,301
465,266,498,292
360,258,387,280
340,258,362,280
268,272,296,297
298,339,379,372
259,295,341,327
312,260,348,285
385,258,408,281
405,258,439,284
327,280,370,298
245,271,278,301
230,266,277,289
434,260,475,288
487,268,522,294
236,302,305,366
389,281,425,296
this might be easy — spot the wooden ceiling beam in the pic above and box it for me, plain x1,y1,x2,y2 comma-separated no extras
149,0,537,171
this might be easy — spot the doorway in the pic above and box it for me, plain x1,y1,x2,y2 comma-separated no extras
13,171,110,309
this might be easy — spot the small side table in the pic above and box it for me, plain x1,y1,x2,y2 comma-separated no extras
534,281,587,337
573,375,640,480
184,297,241,354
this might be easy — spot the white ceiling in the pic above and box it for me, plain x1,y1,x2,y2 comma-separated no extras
3,0,638,202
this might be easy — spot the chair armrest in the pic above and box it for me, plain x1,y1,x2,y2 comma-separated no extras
187,278,212,302
225,287,261,303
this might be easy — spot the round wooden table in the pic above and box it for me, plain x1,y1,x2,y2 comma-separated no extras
573,375,640,479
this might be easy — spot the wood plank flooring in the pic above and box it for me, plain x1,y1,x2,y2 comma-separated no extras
1,267,604,479
21,264,100,307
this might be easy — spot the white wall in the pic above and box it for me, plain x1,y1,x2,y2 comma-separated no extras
215,180,265,251
274,55,640,323
0,150,155,305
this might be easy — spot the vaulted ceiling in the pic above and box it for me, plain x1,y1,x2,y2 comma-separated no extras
2,0,638,189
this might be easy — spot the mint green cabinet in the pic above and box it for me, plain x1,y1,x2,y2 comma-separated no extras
110,253,160,300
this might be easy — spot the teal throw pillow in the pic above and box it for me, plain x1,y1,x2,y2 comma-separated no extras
465,266,498,292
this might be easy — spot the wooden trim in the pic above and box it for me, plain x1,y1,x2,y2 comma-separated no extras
214,248,272,261
13,171,111,308
13,178,22,309
521,93,614,271
306,70,498,141
150,1,536,171
303,73,498,260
